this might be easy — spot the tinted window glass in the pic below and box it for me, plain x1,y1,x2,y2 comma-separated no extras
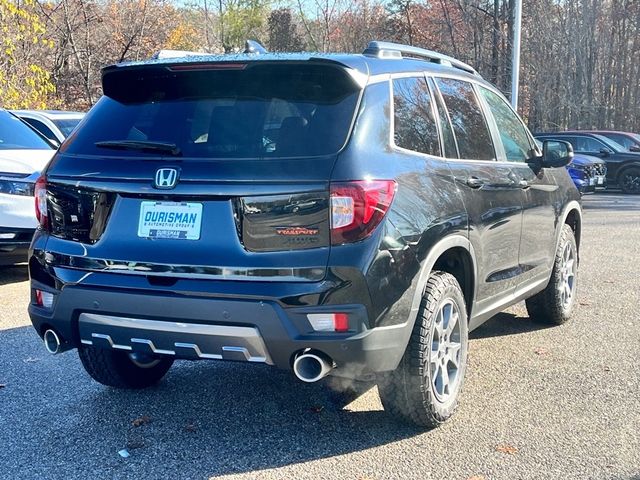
392,76,440,156
435,78,494,160
480,87,532,162
67,64,360,158
0,110,52,150
24,118,57,141
428,77,458,158
573,136,607,152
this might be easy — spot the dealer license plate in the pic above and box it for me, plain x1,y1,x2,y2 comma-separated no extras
137,202,203,240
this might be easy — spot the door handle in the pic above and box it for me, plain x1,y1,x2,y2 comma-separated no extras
465,177,486,189
518,179,530,189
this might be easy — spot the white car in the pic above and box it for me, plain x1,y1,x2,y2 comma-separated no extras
0,109,55,264
10,110,85,145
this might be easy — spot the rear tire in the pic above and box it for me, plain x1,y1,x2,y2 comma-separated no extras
378,271,469,428
618,166,640,194
526,224,578,325
78,345,173,389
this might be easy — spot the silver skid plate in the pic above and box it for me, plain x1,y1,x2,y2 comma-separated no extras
78,313,273,364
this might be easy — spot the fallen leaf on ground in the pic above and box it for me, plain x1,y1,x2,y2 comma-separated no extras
126,438,145,450
604,366,612,372
184,422,197,433
310,405,324,413
495,444,518,455
579,301,591,306
534,347,548,355
132,415,152,427
23,357,39,363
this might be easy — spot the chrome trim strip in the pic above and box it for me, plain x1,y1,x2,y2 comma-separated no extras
43,251,325,282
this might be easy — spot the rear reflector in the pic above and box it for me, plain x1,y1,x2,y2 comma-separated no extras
35,289,54,309
307,313,350,333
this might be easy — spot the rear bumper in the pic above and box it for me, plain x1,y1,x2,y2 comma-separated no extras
28,273,411,380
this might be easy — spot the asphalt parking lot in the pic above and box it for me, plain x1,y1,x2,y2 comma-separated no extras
0,193,638,480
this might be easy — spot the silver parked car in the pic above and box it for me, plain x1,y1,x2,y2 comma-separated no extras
10,110,85,145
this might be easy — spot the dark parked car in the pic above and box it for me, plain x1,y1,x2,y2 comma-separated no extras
568,130,640,153
535,131,640,193
29,41,582,427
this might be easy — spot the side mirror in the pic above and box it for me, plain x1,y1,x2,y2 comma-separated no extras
541,140,573,168
599,148,611,157
629,145,640,153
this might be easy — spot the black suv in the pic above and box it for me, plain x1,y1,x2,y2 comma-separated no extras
535,131,640,194
29,42,582,427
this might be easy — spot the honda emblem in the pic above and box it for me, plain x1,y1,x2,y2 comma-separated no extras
154,168,179,189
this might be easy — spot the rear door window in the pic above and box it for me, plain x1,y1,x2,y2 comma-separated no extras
435,78,495,161
392,76,440,156
428,77,458,158
573,136,608,153
66,63,361,158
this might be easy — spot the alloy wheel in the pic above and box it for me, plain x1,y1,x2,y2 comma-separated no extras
430,300,463,402
558,242,576,310
621,169,640,193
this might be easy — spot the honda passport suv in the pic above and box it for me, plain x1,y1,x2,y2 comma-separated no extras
28,41,582,427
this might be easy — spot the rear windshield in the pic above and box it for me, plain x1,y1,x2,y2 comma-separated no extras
0,110,52,150
65,63,361,158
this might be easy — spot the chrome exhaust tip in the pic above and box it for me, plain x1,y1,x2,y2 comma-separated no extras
43,329,62,355
293,350,333,383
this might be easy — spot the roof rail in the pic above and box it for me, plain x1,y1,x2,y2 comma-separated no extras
150,49,204,60
363,41,478,76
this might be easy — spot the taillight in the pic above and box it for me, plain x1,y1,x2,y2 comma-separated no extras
34,175,48,229
330,180,396,245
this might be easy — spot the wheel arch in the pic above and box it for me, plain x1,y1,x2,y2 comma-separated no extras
410,235,477,324
559,201,582,252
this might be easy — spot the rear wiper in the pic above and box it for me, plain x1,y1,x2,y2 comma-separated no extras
94,140,181,156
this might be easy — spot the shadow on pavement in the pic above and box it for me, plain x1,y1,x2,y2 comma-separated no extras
0,325,422,478
470,311,553,339
0,305,571,477
0,265,29,286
